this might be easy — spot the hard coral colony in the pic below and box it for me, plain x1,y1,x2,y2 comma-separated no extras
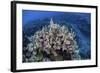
23,18,80,62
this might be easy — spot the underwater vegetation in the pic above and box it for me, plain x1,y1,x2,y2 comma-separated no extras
23,18,81,62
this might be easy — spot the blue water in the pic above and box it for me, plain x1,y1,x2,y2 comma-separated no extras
22,10,90,25
22,10,91,60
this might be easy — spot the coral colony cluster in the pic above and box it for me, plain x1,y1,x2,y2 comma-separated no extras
23,18,81,62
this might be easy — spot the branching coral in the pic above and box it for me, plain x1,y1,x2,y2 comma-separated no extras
23,18,81,62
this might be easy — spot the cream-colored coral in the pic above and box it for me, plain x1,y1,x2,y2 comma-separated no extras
25,18,80,62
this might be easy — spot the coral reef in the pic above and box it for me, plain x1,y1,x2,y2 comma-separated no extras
23,18,81,62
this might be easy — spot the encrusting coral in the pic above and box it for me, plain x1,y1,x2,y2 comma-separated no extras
23,18,81,62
